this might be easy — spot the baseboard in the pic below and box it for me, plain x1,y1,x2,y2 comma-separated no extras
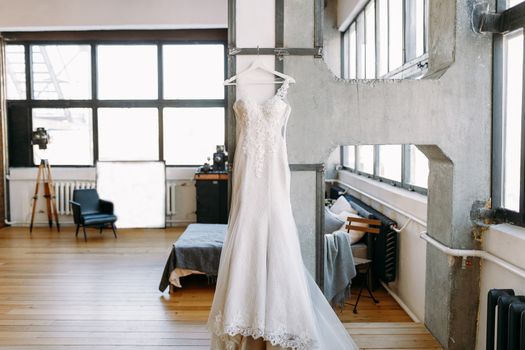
380,281,421,323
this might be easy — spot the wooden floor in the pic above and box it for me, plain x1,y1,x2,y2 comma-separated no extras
0,226,442,349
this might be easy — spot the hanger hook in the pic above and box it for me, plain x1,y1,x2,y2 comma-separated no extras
257,45,260,56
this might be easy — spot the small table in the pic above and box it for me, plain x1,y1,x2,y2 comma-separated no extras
195,172,229,224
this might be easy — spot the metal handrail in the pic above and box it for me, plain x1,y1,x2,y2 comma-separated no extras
420,232,525,280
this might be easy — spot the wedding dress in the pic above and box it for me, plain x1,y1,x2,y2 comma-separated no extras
208,80,358,350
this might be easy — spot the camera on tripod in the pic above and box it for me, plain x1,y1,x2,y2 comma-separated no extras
31,127,50,150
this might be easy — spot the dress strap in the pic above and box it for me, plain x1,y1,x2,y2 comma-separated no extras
276,79,290,99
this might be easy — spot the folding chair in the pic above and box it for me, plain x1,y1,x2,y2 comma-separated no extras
345,216,382,314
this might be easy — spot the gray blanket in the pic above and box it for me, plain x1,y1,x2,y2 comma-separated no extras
159,223,227,292
324,230,357,308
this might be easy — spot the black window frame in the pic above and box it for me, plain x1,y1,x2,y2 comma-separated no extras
492,1,525,226
3,29,228,168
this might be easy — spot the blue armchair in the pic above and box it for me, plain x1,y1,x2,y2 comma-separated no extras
70,189,117,241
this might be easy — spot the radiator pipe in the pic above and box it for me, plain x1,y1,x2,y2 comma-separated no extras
420,232,525,280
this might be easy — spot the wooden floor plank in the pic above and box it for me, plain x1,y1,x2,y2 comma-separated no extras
0,226,442,349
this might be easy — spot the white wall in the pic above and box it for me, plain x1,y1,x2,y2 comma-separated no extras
476,224,525,349
0,0,227,31
336,170,428,321
8,167,197,226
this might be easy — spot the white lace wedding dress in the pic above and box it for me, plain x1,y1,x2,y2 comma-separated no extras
208,81,358,350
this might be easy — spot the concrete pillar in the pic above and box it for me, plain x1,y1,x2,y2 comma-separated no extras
280,1,491,348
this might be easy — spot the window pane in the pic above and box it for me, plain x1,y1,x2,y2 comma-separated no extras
389,0,404,71
408,145,429,189
357,145,374,174
415,0,426,57
163,108,225,165
32,108,93,165
502,30,523,211
98,108,159,161
6,45,26,100
163,44,224,99
31,45,91,100
508,0,525,8
377,0,389,77
379,145,402,182
356,13,366,79
97,45,158,100
343,145,355,168
342,30,349,79
365,1,376,79
349,23,357,79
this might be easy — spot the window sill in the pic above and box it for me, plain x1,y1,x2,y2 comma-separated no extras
336,170,427,225
381,53,429,80
485,224,525,270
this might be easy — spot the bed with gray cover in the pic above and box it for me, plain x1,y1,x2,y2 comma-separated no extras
159,223,227,292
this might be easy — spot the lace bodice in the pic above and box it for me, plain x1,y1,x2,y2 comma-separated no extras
233,80,291,177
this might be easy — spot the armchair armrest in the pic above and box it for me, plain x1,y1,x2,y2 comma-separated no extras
70,201,82,224
99,199,114,214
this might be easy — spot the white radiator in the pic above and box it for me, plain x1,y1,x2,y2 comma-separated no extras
54,180,186,216
53,181,96,215
166,181,177,216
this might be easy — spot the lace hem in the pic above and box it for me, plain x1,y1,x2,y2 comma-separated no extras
210,312,314,350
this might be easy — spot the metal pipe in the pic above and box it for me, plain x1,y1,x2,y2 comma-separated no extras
326,178,427,227
420,231,525,280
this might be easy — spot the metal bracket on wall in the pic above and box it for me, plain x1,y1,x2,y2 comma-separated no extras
472,3,502,34
472,1,525,34
228,47,323,59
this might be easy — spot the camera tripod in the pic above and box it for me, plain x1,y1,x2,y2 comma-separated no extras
29,159,60,233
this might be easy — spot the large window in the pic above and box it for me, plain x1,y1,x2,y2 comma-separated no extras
493,1,525,224
5,31,226,167
97,108,159,161
5,45,26,100
342,144,428,194
357,145,374,174
163,108,225,165
32,108,93,165
31,45,92,100
379,144,402,182
97,45,158,100
341,0,428,79
163,45,225,100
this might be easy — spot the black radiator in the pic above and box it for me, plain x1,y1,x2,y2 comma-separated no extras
486,289,525,349
329,186,398,284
